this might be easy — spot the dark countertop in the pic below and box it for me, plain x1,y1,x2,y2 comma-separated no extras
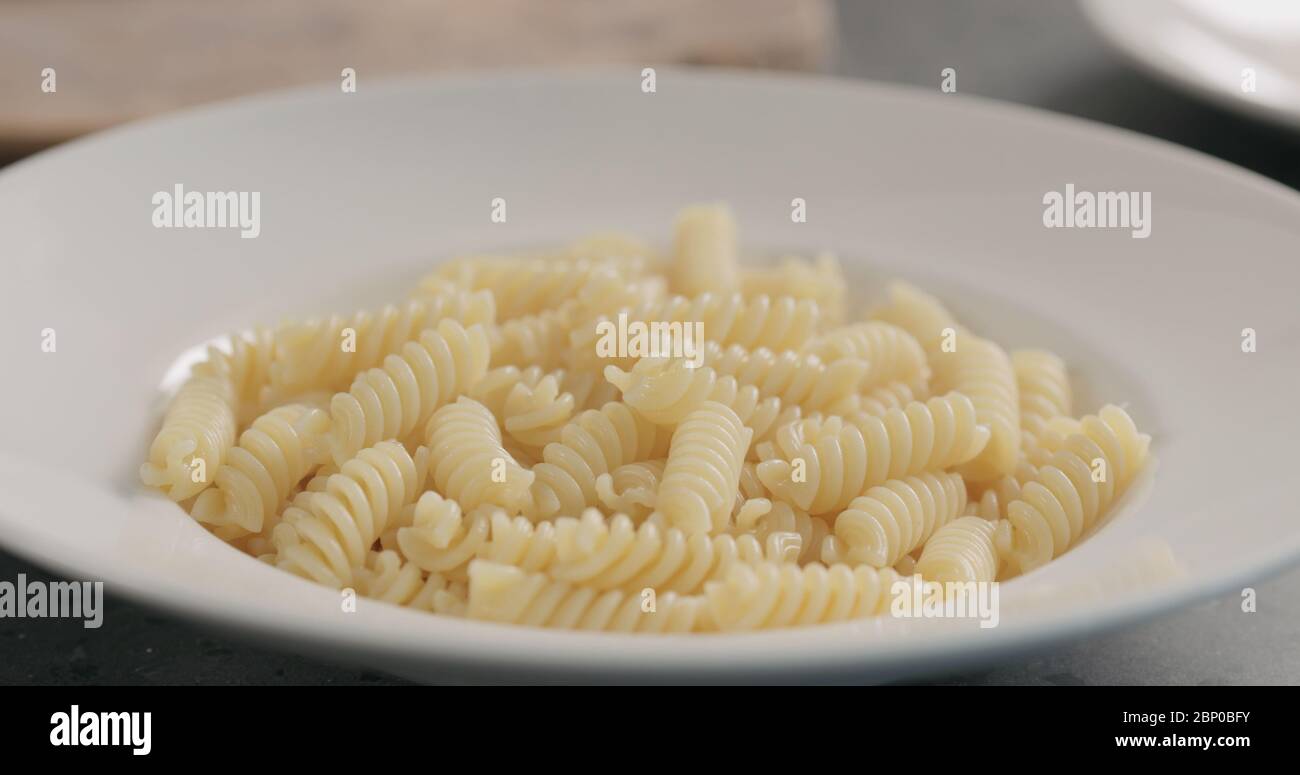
2,0,1297,685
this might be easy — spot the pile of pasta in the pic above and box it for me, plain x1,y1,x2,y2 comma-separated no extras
140,203,1150,633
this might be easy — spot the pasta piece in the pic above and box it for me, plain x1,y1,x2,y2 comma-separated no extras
190,403,331,534
502,375,575,452
964,474,1026,521
604,358,789,456
929,332,1020,481
1003,405,1150,574
740,253,846,325
705,562,903,631
849,379,929,417
561,232,661,273
756,393,989,515
656,401,753,535
595,459,667,521
468,365,551,418
604,292,820,353
548,509,787,594
868,280,957,353
139,365,238,501
478,511,560,572
526,401,672,521
218,328,278,424
831,472,967,568
702,340,867,412
271,441,424,588
395,491,488,580
420,257,623,320
670,203,739,296
1012,349,1072,457
354,550,466,615
329,318,490,465
396,494,559,581
805,321,929,391
425,397,534,513
680,293,820,351
467,560,708,632
745,501,829,566
267,290,495,400
915,516,1002,584
488,301,576,370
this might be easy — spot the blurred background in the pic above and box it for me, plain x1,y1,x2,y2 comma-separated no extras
1,0,1297,684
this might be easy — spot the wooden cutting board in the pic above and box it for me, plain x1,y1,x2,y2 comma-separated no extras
0,0,832,154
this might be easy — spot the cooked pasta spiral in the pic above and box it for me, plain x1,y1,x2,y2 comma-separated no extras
604,358,791,459
930,332,1020,481
272,441,424,588
422,257,624,320
467,560,708,632
656,401,753,535
216,328,278,424
612,291,820,353
703,340,867,412
329,318,491,465
868,280,957,353
191,403,331,533
1012,349,1072,457
549,509,790,594
805,321,929,391
1003,405,1150,574
268,290,496,401
831,472,967,568
850,379,930,417
756,393,989,514
468,365,552,418
354,549,466,614
501,375,575,451
426,397,534,513
488,301,576,370
705,561,903,631
595,459,667,521
395,490,488,579
915,516,1002,584
744,501,830,566
670,202,739,296
964,473,1027,521
526,401,672,521
139,366,238,501
740,252,846,325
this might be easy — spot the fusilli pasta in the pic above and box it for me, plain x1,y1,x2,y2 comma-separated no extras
656,401,753,535
705,561,903,631
329,319,490,465
830,472,967,568
467,560,708,632
145,204,1151,635
756,393,989,514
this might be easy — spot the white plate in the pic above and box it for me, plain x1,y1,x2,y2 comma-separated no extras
1082,0,1300,128
1,70,1298,683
